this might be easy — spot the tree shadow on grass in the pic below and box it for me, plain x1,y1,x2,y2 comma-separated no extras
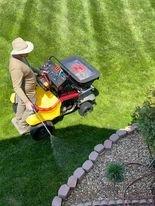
0,124,116,206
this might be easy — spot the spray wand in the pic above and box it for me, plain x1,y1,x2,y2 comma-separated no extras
32,105,55,147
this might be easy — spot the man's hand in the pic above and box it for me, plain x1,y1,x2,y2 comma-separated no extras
25,100,34,111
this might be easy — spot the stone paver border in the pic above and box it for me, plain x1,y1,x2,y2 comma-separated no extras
51,124,139,206
72,198,153,206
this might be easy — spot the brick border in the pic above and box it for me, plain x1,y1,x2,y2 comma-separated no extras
51,124,138,206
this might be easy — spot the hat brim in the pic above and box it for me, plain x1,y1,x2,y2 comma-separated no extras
11,41,34,55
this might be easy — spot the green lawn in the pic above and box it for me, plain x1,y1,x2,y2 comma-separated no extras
0,0,155,205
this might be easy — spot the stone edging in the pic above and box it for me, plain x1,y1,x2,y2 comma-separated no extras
51,124,139,206
70,198,153,206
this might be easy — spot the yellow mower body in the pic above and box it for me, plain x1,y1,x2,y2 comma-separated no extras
10,93,16,103
11,86,62,126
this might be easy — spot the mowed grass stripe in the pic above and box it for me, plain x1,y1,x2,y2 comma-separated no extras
123,0,155,81
122,0,153,66
80,0,100,63
87,0,136,127
54,0,70,55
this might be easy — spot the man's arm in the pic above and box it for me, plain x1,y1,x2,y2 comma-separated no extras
10,68,30,103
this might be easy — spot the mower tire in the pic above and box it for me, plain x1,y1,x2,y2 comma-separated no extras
78,101,93,116
30,121,54,141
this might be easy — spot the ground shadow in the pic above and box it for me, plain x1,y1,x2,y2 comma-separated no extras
0,124,116,206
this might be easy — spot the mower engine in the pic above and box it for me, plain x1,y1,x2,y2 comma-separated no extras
37,56,100,116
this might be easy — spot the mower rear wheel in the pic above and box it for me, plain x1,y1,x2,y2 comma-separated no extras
30,121,54,141
78,101,93,116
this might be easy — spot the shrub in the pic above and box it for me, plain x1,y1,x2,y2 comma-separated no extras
132,88,155,155
106,162,125,183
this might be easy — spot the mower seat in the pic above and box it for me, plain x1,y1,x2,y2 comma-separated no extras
26,86,62,126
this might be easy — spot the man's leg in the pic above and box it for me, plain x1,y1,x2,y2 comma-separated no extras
19,95,36,134
15,96,26,122
12,95,35,135
12,96,28,134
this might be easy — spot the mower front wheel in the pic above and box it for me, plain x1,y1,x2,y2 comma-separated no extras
78,101,93,116
30,121,54,141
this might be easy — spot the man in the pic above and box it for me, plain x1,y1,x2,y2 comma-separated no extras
9,37,37,135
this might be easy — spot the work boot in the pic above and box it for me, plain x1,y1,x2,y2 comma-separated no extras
11,117,30,135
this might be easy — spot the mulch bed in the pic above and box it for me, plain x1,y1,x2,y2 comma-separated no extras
63,131,154,205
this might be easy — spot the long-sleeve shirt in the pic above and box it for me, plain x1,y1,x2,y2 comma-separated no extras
9,56,36,103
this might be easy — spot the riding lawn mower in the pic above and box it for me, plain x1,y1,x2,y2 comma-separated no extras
10,56,100,140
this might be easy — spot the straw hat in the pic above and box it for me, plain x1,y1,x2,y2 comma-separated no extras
11,37,34,55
